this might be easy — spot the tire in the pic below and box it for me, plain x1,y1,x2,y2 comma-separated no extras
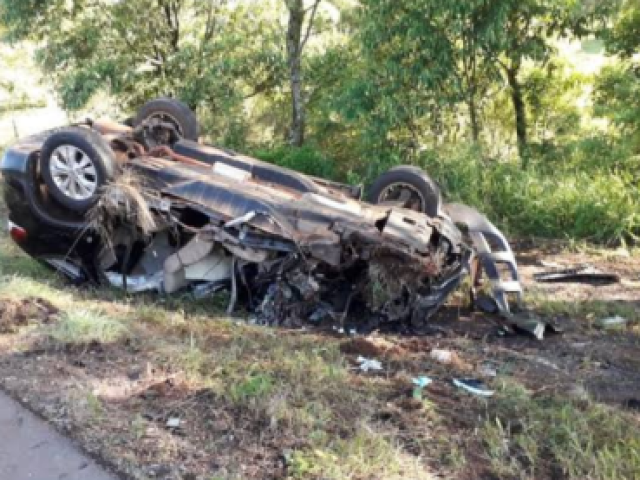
40,127,117,213
368,165,442,217
134,97,199,141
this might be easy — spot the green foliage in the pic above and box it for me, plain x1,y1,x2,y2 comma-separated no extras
602,0,640,58
254,145,336,179
405,145,639,243
523,62,586,144
0,0,287,127
594,62,640,151
482,381,640,479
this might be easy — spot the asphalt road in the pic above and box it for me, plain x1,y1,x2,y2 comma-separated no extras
0,390,119,480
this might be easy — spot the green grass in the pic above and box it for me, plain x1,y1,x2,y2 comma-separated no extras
288,426,416,479
48,309,129,345
481,381,640,479
527,291,640,327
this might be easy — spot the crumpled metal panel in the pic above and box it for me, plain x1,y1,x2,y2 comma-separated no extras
382,209,434,254
443,203,523,314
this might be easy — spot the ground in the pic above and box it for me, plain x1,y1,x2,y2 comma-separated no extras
1,184,640,479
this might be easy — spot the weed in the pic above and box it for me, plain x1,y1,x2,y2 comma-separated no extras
288,424,422,479
131,414,147,441
85,391,105,419
254,145,337,179
49,309,128,345
228,373,275,404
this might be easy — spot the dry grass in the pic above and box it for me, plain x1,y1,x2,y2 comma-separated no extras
87,169,158,247
527,292,640,327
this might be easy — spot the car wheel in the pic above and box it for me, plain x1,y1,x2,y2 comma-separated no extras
134,97,199,141
368,165,442,217
40,127,117,213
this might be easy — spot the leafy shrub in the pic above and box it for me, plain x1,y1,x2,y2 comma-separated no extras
254,145,337,179
419,145,640,243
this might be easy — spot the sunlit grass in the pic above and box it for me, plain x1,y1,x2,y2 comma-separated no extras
48,309,129,346
481,380,640,480
526,289,640,327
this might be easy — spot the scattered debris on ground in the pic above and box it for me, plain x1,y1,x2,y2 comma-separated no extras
534,263,621,284
1,240,640,479
595,315,628,330
452,378,494,397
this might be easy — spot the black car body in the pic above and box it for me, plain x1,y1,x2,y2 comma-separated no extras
1,99,523,330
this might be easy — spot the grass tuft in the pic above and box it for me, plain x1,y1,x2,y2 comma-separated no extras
49,309,129,345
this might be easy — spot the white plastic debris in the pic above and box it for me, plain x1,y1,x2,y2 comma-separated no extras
412,376,433,389
595,316,627,330
412,376,433,400
479,364,498,378
166,418,182,428
430,349,454,364
453,379,494,397
539,259,562,269
356,356,383,372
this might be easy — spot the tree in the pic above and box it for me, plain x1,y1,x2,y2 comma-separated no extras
602,0,640,57
595,0,640,151
284,0,321,147
485,0,596,161
342,0,504,158
0,0,286,133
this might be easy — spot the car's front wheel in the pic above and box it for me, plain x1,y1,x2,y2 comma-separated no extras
368,165,442,217
40,127,117,213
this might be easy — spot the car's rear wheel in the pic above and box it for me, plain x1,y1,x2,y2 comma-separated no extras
40,127,117,213
134,97,199,142
368,166,442,217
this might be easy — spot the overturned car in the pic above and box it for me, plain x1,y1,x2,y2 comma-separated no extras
1,98,522,331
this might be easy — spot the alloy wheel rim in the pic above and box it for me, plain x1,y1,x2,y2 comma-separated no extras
146,112,184,136
379,182,426,212
50,145,98,201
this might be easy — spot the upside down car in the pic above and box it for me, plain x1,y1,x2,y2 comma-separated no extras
1,98,523,331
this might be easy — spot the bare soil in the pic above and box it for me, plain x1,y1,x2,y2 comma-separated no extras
0,297,58,333
1,244,639,479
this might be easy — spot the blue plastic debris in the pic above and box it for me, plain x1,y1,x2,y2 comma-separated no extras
412,377,433,389
412,376,433,400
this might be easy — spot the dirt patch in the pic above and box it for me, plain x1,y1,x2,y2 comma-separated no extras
0,297,58,333
340,335,408,359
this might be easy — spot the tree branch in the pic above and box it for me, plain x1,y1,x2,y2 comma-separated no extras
300,0,321,53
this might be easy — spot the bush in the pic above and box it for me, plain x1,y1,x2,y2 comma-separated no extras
418,145,640,243
254,145,337,180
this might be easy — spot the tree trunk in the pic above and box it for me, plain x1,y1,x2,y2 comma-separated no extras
506,66,528,162
286,0,305,147
467,94,480,143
